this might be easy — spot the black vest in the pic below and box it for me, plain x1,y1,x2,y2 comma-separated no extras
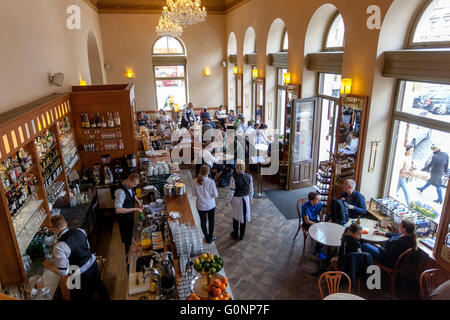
59,229,92,268
233,173,251,197
120,184,135,209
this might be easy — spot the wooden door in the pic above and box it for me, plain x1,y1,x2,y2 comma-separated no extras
288,98,319,190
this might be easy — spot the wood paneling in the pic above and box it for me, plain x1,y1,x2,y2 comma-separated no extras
70,84,138,169
383,50,450,84
306,52,343,75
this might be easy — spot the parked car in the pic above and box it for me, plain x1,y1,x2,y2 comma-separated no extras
407,123,432,148
417,93,450,115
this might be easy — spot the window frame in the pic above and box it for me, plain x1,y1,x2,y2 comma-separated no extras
383,79,450,260
152,36,189,110
281,28,289,52
323,11,345,52
408,0,450,49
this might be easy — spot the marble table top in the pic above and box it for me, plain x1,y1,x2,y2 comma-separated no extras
345,218,389,243
309,222,346,247
323,293,365,300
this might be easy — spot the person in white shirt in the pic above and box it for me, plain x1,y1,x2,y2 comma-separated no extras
256,124,271,146
339,131,359,155
216,105,227,122
192,165,219,243
158,109,171,125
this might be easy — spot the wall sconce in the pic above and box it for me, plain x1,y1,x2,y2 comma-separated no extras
340,78,353,95
80,80,87,86
252,68,258,79
203,67,211,77
283,72,291,85
233,66,238,75
126,70,134,79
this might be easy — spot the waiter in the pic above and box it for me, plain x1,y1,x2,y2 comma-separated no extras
115,173,144,255
43,215,109,300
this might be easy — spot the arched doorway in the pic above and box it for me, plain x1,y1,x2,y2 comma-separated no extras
87,31,104,85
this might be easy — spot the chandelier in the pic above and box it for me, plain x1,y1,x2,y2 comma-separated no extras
167,0,207,26
156,6,183,38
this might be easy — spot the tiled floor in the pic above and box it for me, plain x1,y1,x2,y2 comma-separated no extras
95,169,419,300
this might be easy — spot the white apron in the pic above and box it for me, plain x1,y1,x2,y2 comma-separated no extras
226,174,254,224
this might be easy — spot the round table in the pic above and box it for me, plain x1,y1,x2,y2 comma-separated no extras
323,293,365,300
345,218,389,243
309,222,346,247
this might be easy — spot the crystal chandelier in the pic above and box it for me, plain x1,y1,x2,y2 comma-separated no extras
167,0,207,26
156,6,183,38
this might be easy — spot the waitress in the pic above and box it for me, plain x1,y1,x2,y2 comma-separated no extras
114,173,144,256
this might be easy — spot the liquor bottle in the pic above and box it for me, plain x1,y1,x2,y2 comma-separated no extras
90,113,96,128
101,114,107,128
84,113,90,129
96,113,102,128
107,112,114,128
357,215,361,225
114,112,121,127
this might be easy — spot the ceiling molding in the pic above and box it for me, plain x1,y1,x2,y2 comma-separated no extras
87,0,247,14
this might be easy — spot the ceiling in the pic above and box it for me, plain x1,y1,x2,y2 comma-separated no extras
86,0,248,13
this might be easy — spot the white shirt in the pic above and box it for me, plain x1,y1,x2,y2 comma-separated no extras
114,185,134,208
53,228,96,276
198,149,217,167
245,126,255,138
192,177,218,211
216,110,227,119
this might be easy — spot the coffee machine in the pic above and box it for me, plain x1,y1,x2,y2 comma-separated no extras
126,154,137,173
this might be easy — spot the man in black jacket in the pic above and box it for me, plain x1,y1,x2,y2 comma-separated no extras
340,179,367,218
417,145,449,204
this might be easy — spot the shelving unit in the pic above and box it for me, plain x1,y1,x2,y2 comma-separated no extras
313,161,332,216
0,93,79,286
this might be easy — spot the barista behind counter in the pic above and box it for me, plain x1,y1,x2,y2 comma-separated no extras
115,173,144,256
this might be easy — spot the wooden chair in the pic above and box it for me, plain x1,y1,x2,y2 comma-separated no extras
419,268,448,300
374,247,414,299
294,198,308,255
318,271,352,299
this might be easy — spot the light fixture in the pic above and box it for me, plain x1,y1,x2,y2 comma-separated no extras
233,66,238,75
126,70,134,79
283,72,291,85
252,68,258,79
340,78,353,95
167,0,207,26
203,67,211,77
48,73,65,87
156,6,183,38
80,80,87,86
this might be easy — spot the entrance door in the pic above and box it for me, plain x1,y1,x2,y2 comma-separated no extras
288,98,319,190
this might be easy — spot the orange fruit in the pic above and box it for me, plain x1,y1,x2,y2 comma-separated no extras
221,277,228,285
220,284,227,291
212,287,222,297
212,279,222,288
223,293,230,300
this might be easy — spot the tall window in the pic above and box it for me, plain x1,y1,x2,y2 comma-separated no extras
386,0,450,251
152,37,188,110
325,13,345,50
282,30,289,51
411,0,450,46
276,29,288,130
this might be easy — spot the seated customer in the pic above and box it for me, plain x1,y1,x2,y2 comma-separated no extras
337,223,362,268
200,107,210,122
339,131,359,155
155,119,165,137
302,192,323,255
361,220,417,269
340,179,367,219
216,105,228,126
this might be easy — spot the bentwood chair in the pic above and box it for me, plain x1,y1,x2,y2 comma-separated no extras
374,247,414,299
419,268,448,300
294,198,308,255
318,271,352,299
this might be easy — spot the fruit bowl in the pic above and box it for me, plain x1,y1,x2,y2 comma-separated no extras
193,252,224,275
189,274,231,300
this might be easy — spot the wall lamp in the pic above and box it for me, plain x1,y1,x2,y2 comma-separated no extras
340,78,353,95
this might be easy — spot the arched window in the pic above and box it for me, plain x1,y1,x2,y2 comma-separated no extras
282,29,289,51
324,13,345,50
410,0,450,47
384,0,450,248
152,36,188,110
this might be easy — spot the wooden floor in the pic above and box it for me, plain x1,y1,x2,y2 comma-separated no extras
93,169,420,300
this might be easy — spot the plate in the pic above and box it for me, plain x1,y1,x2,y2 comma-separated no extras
192,274,225,299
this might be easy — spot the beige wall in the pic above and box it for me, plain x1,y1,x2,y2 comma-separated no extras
0,0,106,113
224,0,429,198
99,14,226,110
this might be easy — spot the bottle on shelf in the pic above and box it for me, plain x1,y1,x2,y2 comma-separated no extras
90,113,97,128
101,114,107,128
96,113,102,128
107,112,115,128
114,112,121,127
